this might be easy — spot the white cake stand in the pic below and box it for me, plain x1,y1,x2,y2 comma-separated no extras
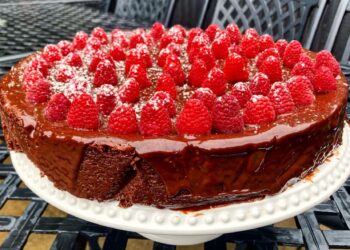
11,124,350,245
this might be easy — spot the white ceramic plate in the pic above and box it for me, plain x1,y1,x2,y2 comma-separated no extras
11,124,350,245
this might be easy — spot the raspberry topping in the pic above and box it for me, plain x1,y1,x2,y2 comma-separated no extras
259,34,275,52
213,94,244,133
313,66,337,93
315,50,340,76
259,55,282,83
67,94,99,130
91,27,108,45
226,23,241,44
202,67,227,96
42,44,62,64
243,95,276,125
119,78,140,103
230,82,252,107
224,52,249,82
250,72,272,96
140,101,172,136
241,28,260,58
45,93,71,122
275,39,288,57
156,73,177,99
93,59,118,87
26,78,51,104
57,40,73,56
26,57,49,78
89,51,114,72
109,43,126,61
151,22,165,40
72,31,88,50
128,64,151,88
96,84,116,115
287,76,315,106
205,24,220,41
23,70,44,90
151,91,176,117
108,104,138,134
55,65,74,82
283,40,302,68
188,59,208,87
268,82,295,115
191,88,216,110
256,48,279,68
176,99,212,135
212,31,231,59
65,53,83,67
291,61,315,86
164,54,185,85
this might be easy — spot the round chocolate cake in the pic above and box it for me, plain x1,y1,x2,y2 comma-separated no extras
0,23,348,209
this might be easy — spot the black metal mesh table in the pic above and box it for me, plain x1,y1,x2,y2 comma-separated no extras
1,2,350,249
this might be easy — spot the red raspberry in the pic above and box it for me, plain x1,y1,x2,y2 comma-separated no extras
213,94,243,133
241,28,260,58
299,54,314,68
89,51,114,72
86,36,101,51
313,66,337,93
202,67,227,96
125,45,152,74
140,101,172,136
259,56,282,82
256,48,279,68
187,32,210,53
205,24,220,41
159,27,184,48
65,52,83,67
283,40,302,68
45,93,71,122
250,72,271,96
55,65,74,82
157,43,181,67
226,23,241,44
108,104,138,134
23,70,43,90
164,54,185,85
275,39,288,57
26,78,51,104
159,33,173,49
230,82,252,107
111,29,129,48
243,95,276,125
223,52,249,83
189,46,216,69
156,73,177,99
67,93,99,130
151,91,176,117
188,59,208,87
188,28,204,46
91,27,108,45
268,82,295,115
93,59,118,87
72,31,88,50
291,61,315,86
151,22,165,40
119,78,140,103
57,40,73,56
315,50,340,76
129,28,149,48
212,30,231,59
64,79,90,101
176,99,212,135
259,34,275,52
27,57,49,77
287,76,315,106
42,44,62,63
228,44,244,57
96,84,116,115
127,64,152,88
191,88,216,110
109,42,125,61
170,24,186,38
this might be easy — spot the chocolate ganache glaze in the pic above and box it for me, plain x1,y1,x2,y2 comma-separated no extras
0,45,348,209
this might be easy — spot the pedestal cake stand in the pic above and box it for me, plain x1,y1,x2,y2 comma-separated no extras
10,124,350,245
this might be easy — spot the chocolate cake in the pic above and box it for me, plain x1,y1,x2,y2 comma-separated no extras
0,23,348,209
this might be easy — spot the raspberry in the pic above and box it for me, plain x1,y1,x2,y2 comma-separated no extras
65,52,83,67
89,51,114,72
313,66,337,93
205,24,220,41
64,79,90,101
111,29,129,48
125,45,152,74
27,57,49,77
243,95,276,125
129,29,149,48
151,91,176,117
42,44,62,63
157,43,181,67
86,36,101,51
283,40,302,68
170,24,186,38
108,104,138,134
268,82,295,115
109,42,125,61
315,50,340,76
250,72,271,95
213,94,244,133
23,70,43,90
191,88,216,110
228,44,244,57
259,34,275,52
95,84,116,115
188,28,204,46
223,52,249,83
140,101,172,136
159,34,173,49
26,78,51,104
45,93,71,122
119,78,140,103
72,31,88,50
241,28,260,58
55,65,74,82
127,64,152,88
189,46,216,69
151,22,165,40
156,73,177,99
287,76,315,106
164,54,185,85
299,54,314,68
188,59,208,87
291,61,315,86
57,40,73,56
226,23,241,44
230,82,252,107
275,39,288,57
212,30,231,59
91,27,108,45
187,32,210,53
176,99,212,135
67,93,99,130
202,67,227,96
256,48,279,68
93,59,118,87
259,56,282,82
159,27,184,48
